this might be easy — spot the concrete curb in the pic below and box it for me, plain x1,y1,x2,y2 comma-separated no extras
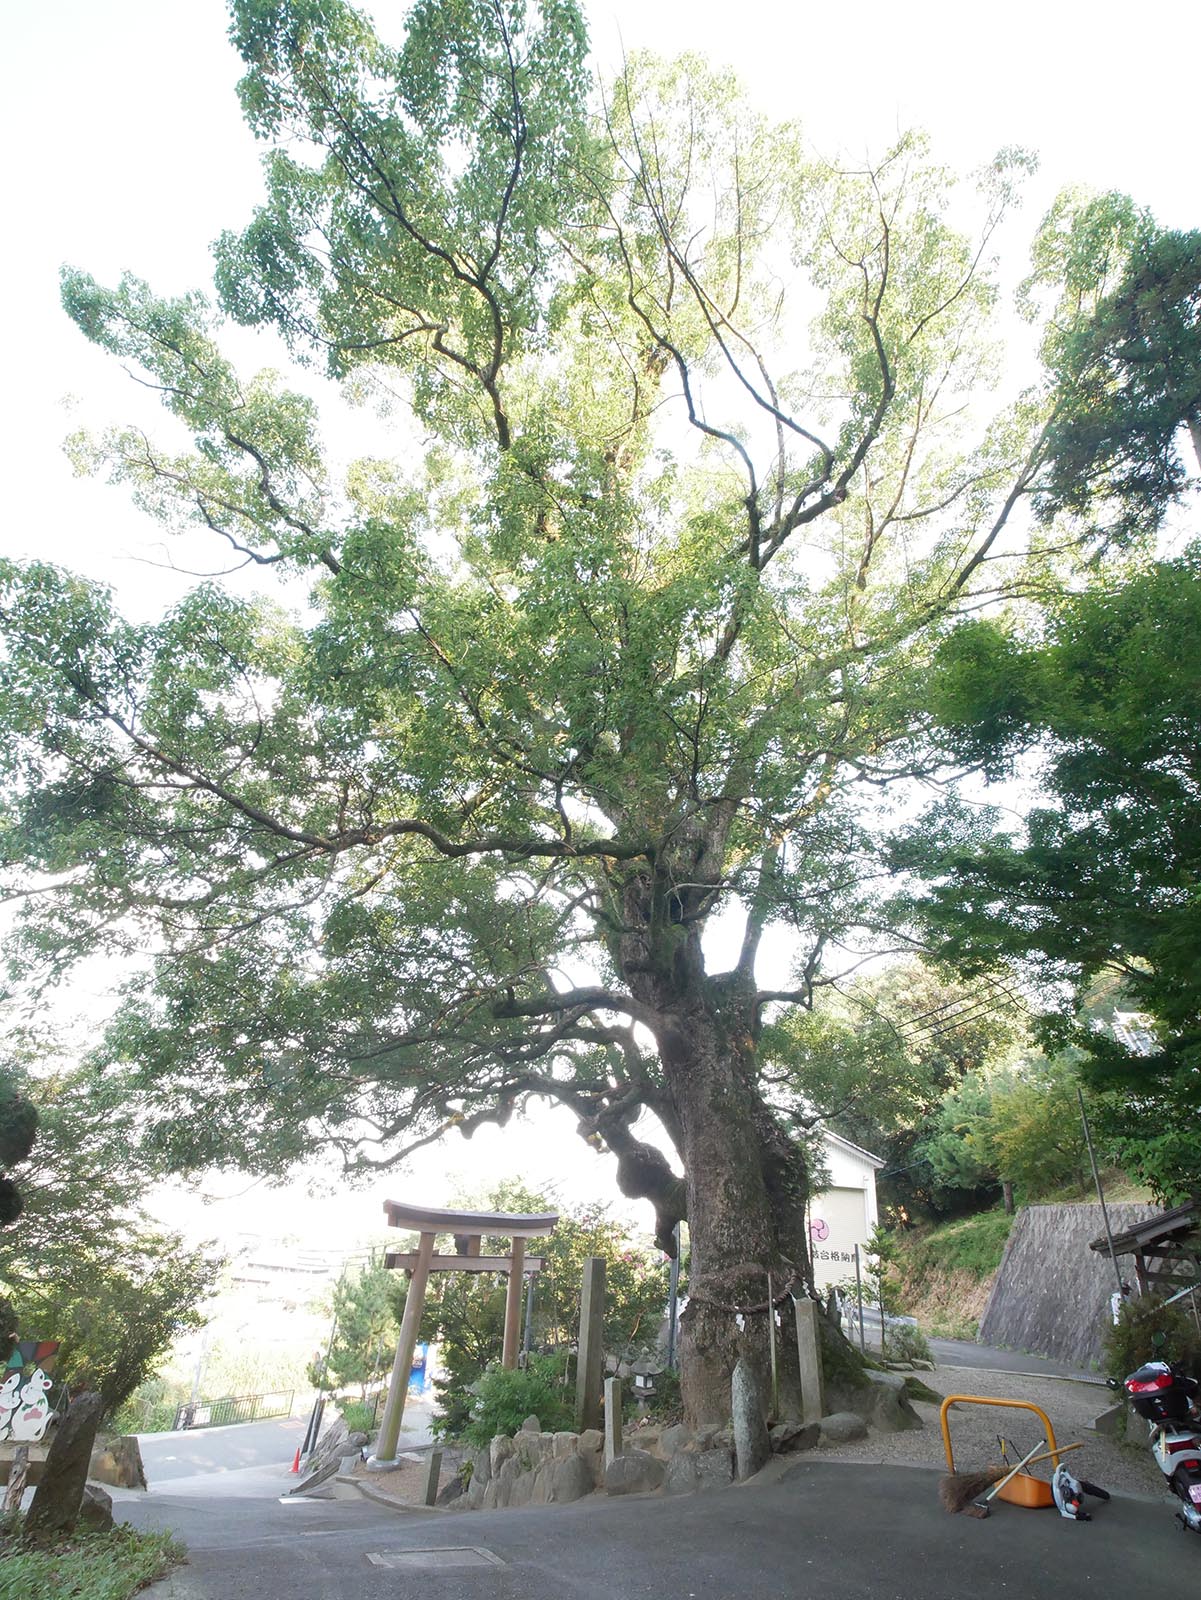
346,1476,447,1515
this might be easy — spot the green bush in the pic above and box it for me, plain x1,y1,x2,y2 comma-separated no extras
458,1355,574,1448
884,1321,933,1365
336,1399,377,1435
1102,1293,1201,1384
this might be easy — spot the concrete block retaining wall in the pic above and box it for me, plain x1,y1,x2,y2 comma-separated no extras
978,1203,1158,1370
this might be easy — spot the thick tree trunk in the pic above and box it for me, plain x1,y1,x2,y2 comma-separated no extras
615,850,818,1428
656,991,813,1425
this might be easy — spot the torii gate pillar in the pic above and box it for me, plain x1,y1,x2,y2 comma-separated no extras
369,1201,557,1467
374,1228,436,1463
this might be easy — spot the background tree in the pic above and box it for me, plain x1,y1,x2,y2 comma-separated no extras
0,1071,38,1228
912,1053,1094,1209
0,1037,216,1416
1023,195,1201,544
889,195,1201,1205
761,958,1024,1216
419,1183,669,1436
309,1255,399,1398
892,550,1201,1201
0,0,1156,1419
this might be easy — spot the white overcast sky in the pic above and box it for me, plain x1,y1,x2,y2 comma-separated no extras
2,0,1196,1249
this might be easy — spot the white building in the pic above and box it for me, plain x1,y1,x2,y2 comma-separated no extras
808,1131,884,1290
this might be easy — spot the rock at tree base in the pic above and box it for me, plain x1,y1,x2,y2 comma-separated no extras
24,1392,104,1542
664,1448,734,1495
550,1453,594,1503
819,1412,868,1444
78,1482,115,1532
604,1448,664,1495
89,1434,148,1490
732,1359,772,1481
862,1371,922,1433
657,1423,692,1457
770,1420,820,1453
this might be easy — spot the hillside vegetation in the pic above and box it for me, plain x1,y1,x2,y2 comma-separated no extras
891,1166,1153,1340
893,1210,1014,1339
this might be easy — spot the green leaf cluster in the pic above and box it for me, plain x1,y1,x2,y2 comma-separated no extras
0,1036,217,1416
894,551,1201,1200
456,1351,574,1448
309,1255,398,1395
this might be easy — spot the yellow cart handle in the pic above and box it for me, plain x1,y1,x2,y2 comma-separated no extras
939,1394,1062,1473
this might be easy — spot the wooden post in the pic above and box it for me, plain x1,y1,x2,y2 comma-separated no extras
3,1445,29,1513
574,1256,606,1432
502,1237,526,1369
373,1229,436,1464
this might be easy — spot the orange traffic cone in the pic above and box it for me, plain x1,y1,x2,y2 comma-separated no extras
291,1447,301,1474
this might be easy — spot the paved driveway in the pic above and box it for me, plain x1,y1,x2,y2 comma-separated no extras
853,1309,1103,1382
138,1417,307,1484
129,1457,1196,1599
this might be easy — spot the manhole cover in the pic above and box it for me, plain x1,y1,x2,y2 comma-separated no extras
366,1547,505,1571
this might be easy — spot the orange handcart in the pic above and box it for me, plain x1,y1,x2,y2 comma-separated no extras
940,1393,1066,1509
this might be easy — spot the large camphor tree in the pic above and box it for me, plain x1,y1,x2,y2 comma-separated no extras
0,0,1148,1418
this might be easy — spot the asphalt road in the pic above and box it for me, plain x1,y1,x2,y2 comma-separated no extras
136,1399,438,1488
852,1310,1103,1382
125,1457,1197,1600
139,1417,308,1483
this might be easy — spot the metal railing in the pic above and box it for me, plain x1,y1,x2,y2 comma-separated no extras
173,1389,294,1430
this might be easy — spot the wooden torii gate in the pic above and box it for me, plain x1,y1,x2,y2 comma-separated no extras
371,1201,558,1465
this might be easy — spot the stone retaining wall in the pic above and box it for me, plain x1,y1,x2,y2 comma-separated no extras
978,1203,1158,1369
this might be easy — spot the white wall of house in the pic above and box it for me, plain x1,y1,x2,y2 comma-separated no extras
809,1132,884,1291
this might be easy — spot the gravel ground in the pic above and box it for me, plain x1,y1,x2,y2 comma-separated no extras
349,1442,467,1506
818,1365,1166,1500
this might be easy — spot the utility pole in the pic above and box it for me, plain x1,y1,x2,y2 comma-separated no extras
1078,1086,1126,1301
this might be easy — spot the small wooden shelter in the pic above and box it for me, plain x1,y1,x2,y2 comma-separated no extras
371,1201,557,1464
1089,1200,1200,1295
